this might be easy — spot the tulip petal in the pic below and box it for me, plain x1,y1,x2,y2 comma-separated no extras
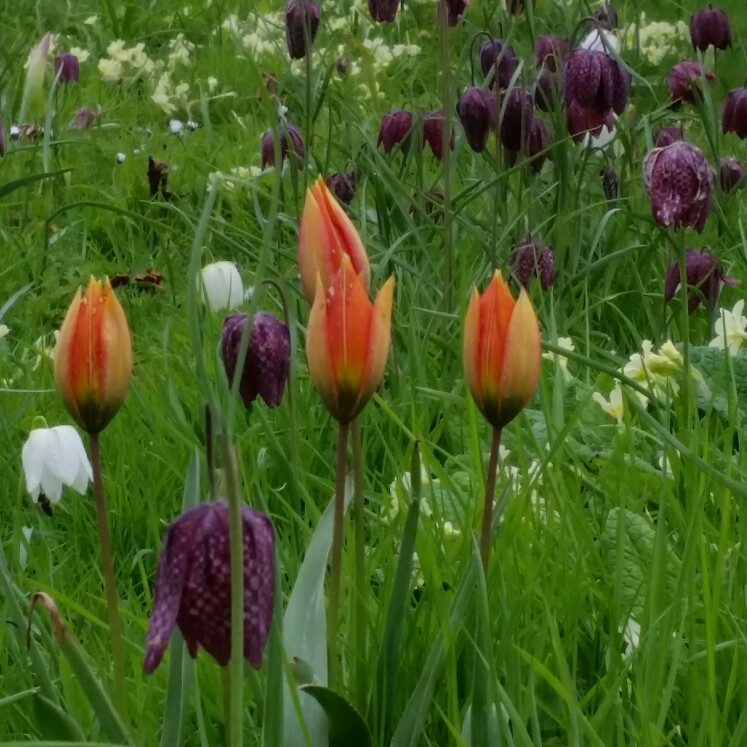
359,275,395,408
463,287,482,410
306,274,336,410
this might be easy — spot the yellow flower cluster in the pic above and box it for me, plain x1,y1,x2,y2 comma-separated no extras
623,14,689,65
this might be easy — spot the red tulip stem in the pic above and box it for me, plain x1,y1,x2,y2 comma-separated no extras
89,432,127,721
351,418,367,709
479,427,503,572
328,421,349,690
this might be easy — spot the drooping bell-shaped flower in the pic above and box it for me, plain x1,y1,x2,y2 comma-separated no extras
260,124,305,169
422,110,454,160
664,248,738,313
666,60,714,106
200,261,244,312
527,119,551,172
563,48,630,120
509,235,556,290
722,89,747,139
221,312,291,408
54,52,79,83
305,255,394,424
377,109,414,153
284,0,321,59
444,0,469,26
654,123,684,147
479,39,518,90
463,271,541,430
690,6,731,51
456,87,496,153
499,87,533,152
368,0,400,22
326,170,357,205
720,156,745,192
298,176,370,304
143,501,275,672
53,278,132,434
643,141,714,232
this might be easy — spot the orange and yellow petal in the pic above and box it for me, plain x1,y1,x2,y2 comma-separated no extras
360,275,395,407
462,287,482,410
305,275,337,412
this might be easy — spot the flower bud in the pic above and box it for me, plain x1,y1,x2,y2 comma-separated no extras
463,271,541,430
54,278,133,434
720,156,745,192
200,261,244,312
527,119,550,172
260,124,305,169
690,6,731,51
722,88,747,139
456,87,496,153
499,87,533,152
284,0,321,60
653,123,684,147
643,141,714,232
368,0,400,22
666,60,714,106
534,35,569,73
144,501,275,672
664,248,737,312
325,170,357,205
509,235,555,290
54,52,80,83
479,39,518,90
422,110,454,160
377,109,414,153
221,312,290,407
601,168,619,203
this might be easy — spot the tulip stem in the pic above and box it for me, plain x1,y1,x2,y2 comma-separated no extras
221,432,244,747
328,422,349,690
479,427,502,572
89,432,127,721
351,418,367,709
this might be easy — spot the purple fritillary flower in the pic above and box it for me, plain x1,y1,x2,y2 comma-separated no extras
326,170,357,205
284,0,321,60
722,88,747,139
509,235,556,290
369,0,400,22
143,501,275,673
527,118,551,172
563,48,629,119
422,110,454,160
690,6,731,51
720,156,745,192
479,39,518,90
377,109,414,153
260,124,305,169
221,312,290,408
499,87,534,152
456,87,496,153
664,248,738,312
643,141,714,232
654,123,684,148
54,52,80,83
666,60,714,106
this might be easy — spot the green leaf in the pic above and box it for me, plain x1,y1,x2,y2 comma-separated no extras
282,475,354,747
0,170,71,200
32,693,86,742
300,686,371,747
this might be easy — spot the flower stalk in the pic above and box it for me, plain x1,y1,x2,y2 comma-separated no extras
328,422,349,689
89,432,127,720
479,428,502,570
351,418,367,708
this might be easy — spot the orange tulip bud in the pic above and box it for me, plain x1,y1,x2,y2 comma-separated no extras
298,175,370,304
306,254,394,424
463,271,540,430
54,277,133,434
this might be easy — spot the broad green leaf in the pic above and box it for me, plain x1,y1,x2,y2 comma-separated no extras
300,686,371,747
282,475,354,747
32,693,86,742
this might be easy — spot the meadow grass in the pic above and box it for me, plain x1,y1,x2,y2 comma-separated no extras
2,0,747,745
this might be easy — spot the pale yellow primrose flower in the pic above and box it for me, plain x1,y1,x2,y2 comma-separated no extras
543,336,575,380
593,383,625,424
0,324,9,339
710,300,747,354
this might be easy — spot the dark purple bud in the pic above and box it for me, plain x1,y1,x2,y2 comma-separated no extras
601,168,619,203
148,157,171,200
221,312,290,408
563,49,630,119
377,109,414,153
527,119,550,172
369,0,400,21
722,88,747,139
499,88,533,152
509,235,556,290
666,60,714,106
664,248,738,312
534,35,570,73
284,0,321,60
479,39,518,90
422,110,454,160
654,123,684,148
326,170,357,205
535,68,561,112
456,87,496,153
143,500,275,673
690,6,731,51
72,105,101,129
444,0,469,26
593,3,619,31
54,53,80,83
260,124,305,169
719,156,745,192
643,141,714,232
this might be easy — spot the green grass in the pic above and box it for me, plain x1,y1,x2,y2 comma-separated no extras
2,0,747,745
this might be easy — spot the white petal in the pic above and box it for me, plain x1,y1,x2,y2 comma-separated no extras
51,425,92,491
22,429,50,499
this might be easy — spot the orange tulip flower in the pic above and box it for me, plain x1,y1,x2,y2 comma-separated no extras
463,271,540,430
298,176,370,304
306,254,394,424
54,277,133,434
